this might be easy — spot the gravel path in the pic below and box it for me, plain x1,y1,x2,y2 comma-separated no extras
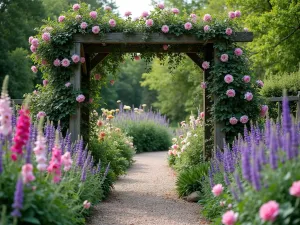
87,151,209,225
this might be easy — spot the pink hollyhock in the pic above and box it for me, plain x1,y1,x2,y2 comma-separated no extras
157,3,164,9
76,15,82,21
80,57,85,63
244,27,249,32
243,75,251,83
83,200,91,209
161,25,169,33
202,61,210,70
289,181,300,197
42,32,51,42
203,14,212,22
240,115,249,124
204,25,210,32
109,19,116,27
235,10,241,18
124,11,132,17
220,54,229,62
134,55,141,61
53,59,61,67
22,164,36,184
61,152,73,171
33,132,47,171
0,82,13,136
226,89,236,97
58,16,65,22
260,105,268,117
31,38,39,47
94,74,101,80
212,184,224,196
90,11,97,19
226,28,233,36
30,45,37,53
146,19,154,27
224,74,234,84
47,145,62,183
11,107,30,161
222,210,238,225
229,117,238,125
234,48,243,56
37,111,46,118
163,45,169,50
244,92,253,101
61,58,70,67
73,3,80,11
259,201,279,222
200,112,205,119
31,66,38,73
105,6,112,11
228,11,235,19
29,36,33,44
201,82,207,89
184,22,192,30
80,22,88,29
141,11,149,17
172,8,180,14
110,80,115,85
76,94,85,103
256,80,264,87
65,82,71,87
43,80,48,87
92,26,100,34
71,54,80,63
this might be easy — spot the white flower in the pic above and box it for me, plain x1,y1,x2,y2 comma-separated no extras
186,142,190,147
187,132,192,137
193,134,198,137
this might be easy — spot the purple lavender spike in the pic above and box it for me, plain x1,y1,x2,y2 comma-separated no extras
251,149,261,191
224,173,230,186
282,94,292,133
104,162,110,177
11,177,23,218
234,172,244,193
258,143,267,166
244,125,251,146
209,169,214,188
291,124,299,158
230,186,239,201
66,133,72,152
80,164,87,182
283,133,292,160
96,161,101,173
25,141,32,164
264,118,271,147
241,144,251,182
269,128,278,170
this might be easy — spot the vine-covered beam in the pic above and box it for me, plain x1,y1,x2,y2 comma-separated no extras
186,53,204,71
90,53,110,70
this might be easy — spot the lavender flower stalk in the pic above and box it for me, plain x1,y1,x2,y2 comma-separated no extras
11,177,23,218
104,162,110,177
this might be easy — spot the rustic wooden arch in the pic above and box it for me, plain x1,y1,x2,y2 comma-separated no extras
70,32,253,159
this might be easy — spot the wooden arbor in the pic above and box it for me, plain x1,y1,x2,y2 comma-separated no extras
70,32,253,158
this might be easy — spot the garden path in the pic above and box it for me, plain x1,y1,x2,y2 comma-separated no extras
87,151,209,225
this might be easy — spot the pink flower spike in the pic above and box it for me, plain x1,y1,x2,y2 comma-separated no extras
61,152,73,171
58,16,65,22
43,79,48,87
212,184,224,196
90,11,97,19
244,92,253,101
203,14,212,22
73,4,80,11
226,89,236,97
163,45,169,50
240,115,249,124
172,8,180,14
71,54,80,63
61,58,70,67
53,59,61,67
229,117,238,125
184,22,192,30
202,61,210,70
220,54,229,62
289,181,300,197
204,25,210,32
92,26,100,34
65,82,71,87
22,164,36,184
228,11,236,19
146,19,154,27
80,57,86,63
109,19,116,27
224,74,234,84
157,3,164,9
259,201,279,222
235,10,241,18
105,6,112,11
226,28,233,36
124,11,132,17
222,210,238,225
234,48,243,56
42,32,51,42
141,11,149,17
80,22,88,29
201,82,207,89
83,200,91,209
161,25,169,33
243,75,251,83
76,94,85,103
31,66,38,73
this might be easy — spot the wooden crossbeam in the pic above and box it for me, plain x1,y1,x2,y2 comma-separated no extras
186,53,204,71
90,53,109,70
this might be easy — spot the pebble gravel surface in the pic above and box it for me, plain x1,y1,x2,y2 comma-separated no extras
87,151,209,225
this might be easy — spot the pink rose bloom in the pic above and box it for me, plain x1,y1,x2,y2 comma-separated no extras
76,14,82,20
226,89,236,97
157,3,164,9
212,184,224,197
260,105,268,117
222,210,238,225
203,14,212,22
163,45,169,50
92,26,100,34
105,6,112,11
161,25,169,33
289,181,300,197
80,22,88,29
200,112,204,119
202,61,210,70
244,27,249,32
43,79,48,87
240,115,249,124
53,59,61,67
141,11,149,17
58,16,65,22
256,80,264,87
90,11,97,19
229,117,238,125
259,201,279,222
124,11,132,17
224,74,234,84
184,22,192,30
235,10,241,18
134,55,141,61
146,19,154,27
65,82,71,87
76,94,85,103
29,36,33,44
190,13,197,19
201,82,207,89
31,38,39,47
220,54,228,62
234,48,243,56
80,57,85,63
172,144,178,150
244,92,253,101
228,11,236,19
31,66,38,73
226,28,233,36
83,200,91,209
61,58,70,67
172,8,180,14
37,111,46,118
204,25,210,32
30,45,37,53
73,3,80,11
109,19,116,27
72,54,80,63
243,75,251,83
42,32,51,42
94,74,101,80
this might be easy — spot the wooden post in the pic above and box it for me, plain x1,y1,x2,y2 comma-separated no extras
70,43,81,141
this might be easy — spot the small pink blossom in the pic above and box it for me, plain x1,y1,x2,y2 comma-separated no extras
80,22,88,29
146,19,154,27
80,57,85,63
94,74,101,80
90,11,97,19
229,117,238,125
260,105,268,117
65,82,71,87
37,111,46,118
105,6,112,11
203,14,212,22
157,3,164,9
243,75,251,83
204,25,210,32
22,164,36,184
234,48,243,56
202,61,210,70
172,144,178,150
256,80,264,87
61,152,73,171
124,11,132,17
61,58,70,67
161,25,169,33
76,15,82,21
83,200,91,209
212,184,224,197
53,59,61,67
42,32,51,42
43,79,48,87
224,74,234,84
31,66,38,73
228,11,236,19
235,10,241,18
201,82,207,89
109,19,116,27
76,94,85,103
259,201,279,222
29,36,33,44
244,92,253,101
220,54,229,62
184,22,192,30
200,112,204,119
289,181,300,197
226,28,233,36
226,89,236,97
190,13,197,23
141,11,149,17
41,59,47,65
92,26,100,34
73,4,80,11
58,16,65,22
134,55,141,61
31,38,39,47
240,115,249,124
33,90,38,94
72,54,80,63
222,210,238,225
172,8,180,14
220,201,226,207
30,45,37,53
244,27,249,32
163,45,169,50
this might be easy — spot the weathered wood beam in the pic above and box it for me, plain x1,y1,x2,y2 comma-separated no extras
267,96,299,102
90,53,109,70
80,44,87,75
186,53,204,71
73,32,253,44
